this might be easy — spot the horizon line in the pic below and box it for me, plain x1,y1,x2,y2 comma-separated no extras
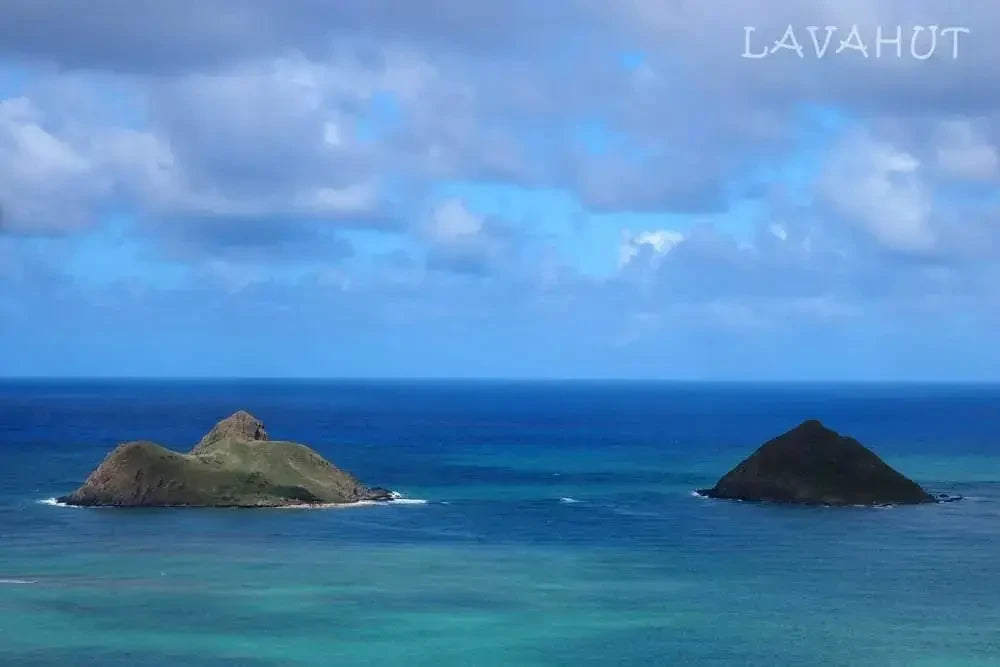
2,376,1000,385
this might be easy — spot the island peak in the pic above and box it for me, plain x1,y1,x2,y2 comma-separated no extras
698,420,935,506
192,410,269,453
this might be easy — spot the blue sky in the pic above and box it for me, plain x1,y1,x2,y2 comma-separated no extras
1,1,999,379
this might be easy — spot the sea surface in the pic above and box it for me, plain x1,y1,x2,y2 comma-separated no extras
2,380,1000,666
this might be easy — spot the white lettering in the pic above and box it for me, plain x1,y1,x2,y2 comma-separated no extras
910,25,939,60
771,25,805,58
876,25,902,58
742,24,970,61
836,24,870,58
743,26,769,58
806,26,838,58
940,26,970,59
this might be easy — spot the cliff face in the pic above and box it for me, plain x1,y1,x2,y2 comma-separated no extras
699,420,935,506
59,412,386,507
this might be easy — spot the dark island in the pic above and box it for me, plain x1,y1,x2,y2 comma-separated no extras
59,411,392,507
698,419,937,506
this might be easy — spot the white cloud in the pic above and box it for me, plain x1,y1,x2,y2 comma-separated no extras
298,184,379,216
618,229,684,268
934,119,999,182
323,121,342,147
0,97,113,233
419,198,525,275
426,199,484,242
821,131,935,254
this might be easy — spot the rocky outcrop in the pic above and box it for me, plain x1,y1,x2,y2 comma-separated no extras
362,487,396,501
698,420,936,506
192,410,269,453
59,412,388,508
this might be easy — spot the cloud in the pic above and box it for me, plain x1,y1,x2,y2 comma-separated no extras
426,199,484,242
821,130,936,254
3,0,997,228
0,57,405,268
423,198,521,275
0,97,113,234
613,0,999,110
934,119,999,182
0,1,588,73
3,1,1000,378
618,229,684,269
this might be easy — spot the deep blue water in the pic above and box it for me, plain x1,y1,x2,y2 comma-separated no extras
2,380,1000,665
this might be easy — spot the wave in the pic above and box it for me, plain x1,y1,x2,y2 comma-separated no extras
282,493,429,509
0,579,36,585
610,507,660,517
279,500,378,510
690,491,958,509
40,495,428,510
38,498,77,508
559,497,581,504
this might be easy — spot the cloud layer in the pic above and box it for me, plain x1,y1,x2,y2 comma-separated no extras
1,1,999,378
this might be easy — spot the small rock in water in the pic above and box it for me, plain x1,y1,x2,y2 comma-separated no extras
364,487,396,502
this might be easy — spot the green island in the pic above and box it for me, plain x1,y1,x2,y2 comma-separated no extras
59,411,392,507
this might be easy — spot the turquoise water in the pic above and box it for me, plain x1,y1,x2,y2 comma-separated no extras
2,381,1000,665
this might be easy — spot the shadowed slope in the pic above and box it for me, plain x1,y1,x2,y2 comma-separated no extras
699,420,935,506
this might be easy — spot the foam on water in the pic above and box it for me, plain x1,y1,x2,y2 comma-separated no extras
278,500,378,510
38,498,76,508
279,493,429,509
39,495,428,510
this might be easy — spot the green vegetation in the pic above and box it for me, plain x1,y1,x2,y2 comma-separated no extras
59,412,376,507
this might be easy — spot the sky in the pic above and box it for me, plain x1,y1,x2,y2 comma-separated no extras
1,1,999,380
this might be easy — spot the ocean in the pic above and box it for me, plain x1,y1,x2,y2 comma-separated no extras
2,380,1000,666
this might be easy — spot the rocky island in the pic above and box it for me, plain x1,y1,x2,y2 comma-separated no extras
59,411,394,507
698,419,937,506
